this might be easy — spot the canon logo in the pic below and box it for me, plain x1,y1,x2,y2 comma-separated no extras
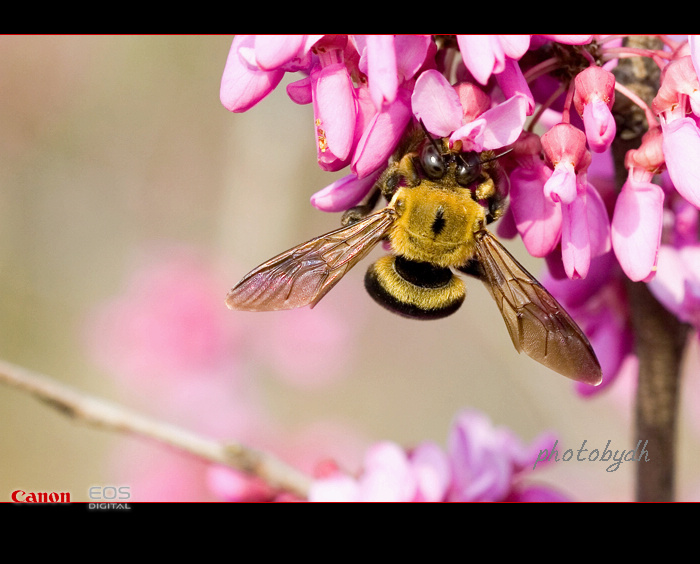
11,489,71,503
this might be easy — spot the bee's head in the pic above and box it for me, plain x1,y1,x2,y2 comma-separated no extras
415,124,511,224
418,137,488,189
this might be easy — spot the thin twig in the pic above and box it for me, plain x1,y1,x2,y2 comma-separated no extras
0,358,313,500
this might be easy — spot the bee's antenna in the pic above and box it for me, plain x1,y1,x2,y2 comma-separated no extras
419,119,443,154
480,148,514,164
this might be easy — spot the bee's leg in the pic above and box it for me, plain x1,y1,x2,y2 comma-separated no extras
375,152,421,201
486,196,508,224
475,171,508,224
341,186,382,226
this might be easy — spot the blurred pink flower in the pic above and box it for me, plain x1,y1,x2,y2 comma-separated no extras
540,252,634,396
647,244,700,329
109,439,220,502
309,409,566,502
85,246,367,501
446,410,561,502
85,249,240,386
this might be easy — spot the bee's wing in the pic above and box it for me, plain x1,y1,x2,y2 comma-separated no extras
226,208,396,312
473,230,602,385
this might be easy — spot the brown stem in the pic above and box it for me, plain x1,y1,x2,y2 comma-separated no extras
610,36,690,502
625,282,688,501
0,358,313,500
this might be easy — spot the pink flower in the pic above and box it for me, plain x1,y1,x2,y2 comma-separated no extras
611,126,666,281
542,123,589,205
84,250,240,385
539,252,634,396
354,35,432,111
252,35,318,70
647,244,700,329
350,86,413,178
652,55,700,208
220,35,313,113
573,66,617,153
447,410,558,502
310,58,357,169
309,409,566,502
411,69,528,151
456,35,530,85
309,441,448,502
611,172,664,282
208,466,276,503
661,117,700,208
507,132,562,257
310,171,380,212
541,123,610,279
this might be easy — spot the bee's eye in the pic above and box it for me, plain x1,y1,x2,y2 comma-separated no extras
455,151,483,187
420,143,446,180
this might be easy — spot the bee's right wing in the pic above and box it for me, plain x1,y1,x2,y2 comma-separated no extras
471,230,602,386
226,208,397,312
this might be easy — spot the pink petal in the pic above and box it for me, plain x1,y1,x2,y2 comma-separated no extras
509,163,562,257
450,94,528,151
352,88,412,178
457,35,503,85
254,35,305,70
286,76,312,105
476,93,529,149
611,177,664,281
574,306,633,397
497,35,531,60
541,122,589,170
690,35,700,81
583,99,617,152
540,35,592,44
561,195,591,279
454,81,491,122
308,474,360,502
648,245,700,323
310,173,378,212
394,35,432,81
544,162,577,204
208,466,273,502
585,183,612,257
359,442,416,502
220,36,284,113
410,442,451,502
447,411,515,502
662,117,700,208
411,69,462,137
366,35,398,109
313,63,357,162
495,58,535,114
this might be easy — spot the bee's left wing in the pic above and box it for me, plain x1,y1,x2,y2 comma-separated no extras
471,230,602,386
226,208,397,312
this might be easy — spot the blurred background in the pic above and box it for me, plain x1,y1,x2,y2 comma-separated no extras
1,35,699,502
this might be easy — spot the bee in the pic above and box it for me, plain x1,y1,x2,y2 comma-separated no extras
226,124,602,386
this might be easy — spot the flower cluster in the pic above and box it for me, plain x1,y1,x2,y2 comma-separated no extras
221,35,700,393
309,410,566,502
